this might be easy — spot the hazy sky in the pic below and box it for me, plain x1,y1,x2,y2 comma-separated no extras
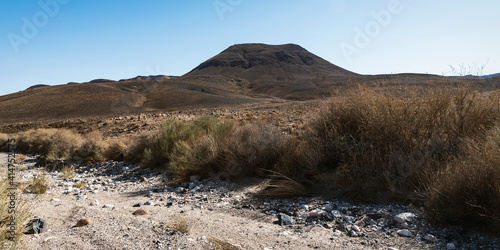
1,0,499,96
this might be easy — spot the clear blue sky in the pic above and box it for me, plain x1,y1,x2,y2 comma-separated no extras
1,0,499,96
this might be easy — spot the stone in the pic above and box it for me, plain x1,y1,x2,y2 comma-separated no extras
352,225,361,232
74,218,91,227
446,243,456,250
175,187,185,193
132,209,148,215
298,204,309,210
44,236,57,242
139,177,148,182
396,229,413,237
144,201,154,206
90,199,100,206
424,234,437,242
103,204,115,209
133,203,143,207
50,198,60,202
277,213,294,226
25,218,48,234
308,209,327,218
324,204,334,212
189,175,201,182
394,212,416,224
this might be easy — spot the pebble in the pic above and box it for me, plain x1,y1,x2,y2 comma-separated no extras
394,213,416,224
424,234,437,242
132,209,148,215
396,229,412,237
308,209,327,218
103,204,115,209
74,218,91,227
43,236,57,242
277,213,294,226
447,243,457,250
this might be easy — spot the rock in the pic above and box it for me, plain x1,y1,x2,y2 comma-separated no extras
298,204,309,210
133,203,143,207
139,177,148,182
352,225,361,232
175,187,185,193
144,201,154,206
324,204,334,212
394,212,416,224
50,198,60,202
74,218,92,227
132,209,148,215
308,209,327,218
277,213,294,226
189,175,201,182
397,229,413,237
90,199,100,206
446,243,456,250
103,204,115,209
25,218,48,234
424,233,437,242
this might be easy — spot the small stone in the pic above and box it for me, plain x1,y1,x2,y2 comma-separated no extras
352,225,361,232
50,198,60,202
133,203,143,207
277,213,294,226
349,230,359,237
175,187,185,193
396,229,412,237
446,243,456,250
74,218,91,227
90,199,100,206
132,209,147,215
102,204,115,209
139,177,148,182
144,201,154,206
394,213,416,224
299,204,309,210
25,218,48,234
424,234,437,242
324,204,334,212
189,175,201,182
308,209,327,218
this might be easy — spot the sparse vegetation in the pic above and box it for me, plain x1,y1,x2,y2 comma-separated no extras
27,173,49,195
62,167,76,179
170,218,190,234
73,181,87,189
204,236,242,250
0,174,31,249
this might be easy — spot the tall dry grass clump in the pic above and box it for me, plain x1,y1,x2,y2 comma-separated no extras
0,175,31,249
311,85,499,198
169,123,287,181
15,129,82,160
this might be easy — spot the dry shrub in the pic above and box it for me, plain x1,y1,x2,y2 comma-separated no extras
0,174,31,249
14,154,27,164
170,218,190,234
73,132,105,162
103,138,129,161
124,133,153,163
142,116,233,170
62,166,76,179
0,133,8,152
204,237,242,250
169,123,285,181
26,173,49,195
15,129,82,160
311,85,499,198
425,131,500,234
73,181,87,189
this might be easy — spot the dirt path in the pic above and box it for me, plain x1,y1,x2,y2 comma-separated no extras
2,153,497,249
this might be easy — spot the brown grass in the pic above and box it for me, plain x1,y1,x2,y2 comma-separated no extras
62,167,76,179
204,236,242,250
0,174,32,249
26,173,49,195
169,218,190,234
73,181,87,189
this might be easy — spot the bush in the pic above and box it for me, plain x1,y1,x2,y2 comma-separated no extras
73,132,105,162
425,130,500,234
310,86,499,198
0,133,8,152
15,129,82,160
169,123,285,181
141,116,233,169
103,138,129,161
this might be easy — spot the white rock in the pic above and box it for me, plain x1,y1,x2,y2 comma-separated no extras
446,243,456,250
397,229,413,237
102,204,115,209
308,209,327,218
394,213,416,224
299,204,309,210
352,225,361,232
324,204,334,212
50,198,60,202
